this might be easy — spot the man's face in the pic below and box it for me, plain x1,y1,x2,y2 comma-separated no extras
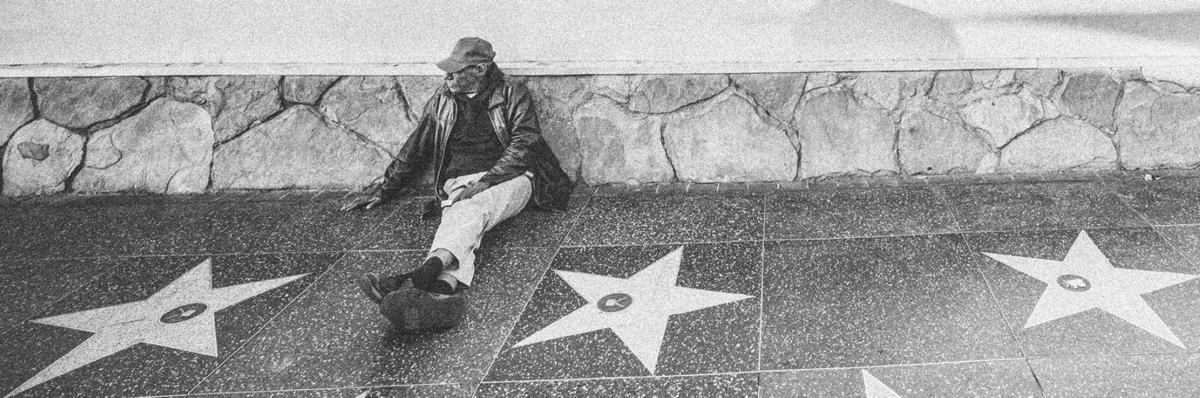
445,64,486,94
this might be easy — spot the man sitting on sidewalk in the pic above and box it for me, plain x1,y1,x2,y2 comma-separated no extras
342,37,572,329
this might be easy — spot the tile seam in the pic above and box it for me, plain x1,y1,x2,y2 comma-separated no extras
184,203,402,395
472,193,597,395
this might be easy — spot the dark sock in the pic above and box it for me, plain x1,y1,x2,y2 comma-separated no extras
410,257,444,292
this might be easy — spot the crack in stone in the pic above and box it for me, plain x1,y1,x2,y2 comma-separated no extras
26,77,40,121
997,115,1060,151
395,77,419,124
62,135,88,193
81,83,158,135
605,76,732,116
276,76,295,108
892,121,903,174
213,104,290,149
315,76,344,109
0,142,6,196
658,120,677,182
162,167,184,194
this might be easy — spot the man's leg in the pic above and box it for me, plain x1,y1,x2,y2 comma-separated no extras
359,172,531,303
427,173,532,289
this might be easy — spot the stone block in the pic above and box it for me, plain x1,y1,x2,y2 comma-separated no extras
572,96,674,185
662,91,796,182
0,78,33,147
2,120,84,196
960,89,1045,147
522,76,594,180
796,90,898,178
850,72,906,111
972,70,1016,89
729,73,807,126
34,77,147,129
167,76,282,143
282,76,340,105
1015,69,1063,98
999,117,1117,173
930,71,973,101
74,99,214,194
319,76,413,155
212,105,391,190
1060,72,1122,128
397,76,447,118
624,75,729,114
1116,81,1200,169
898,103,990,174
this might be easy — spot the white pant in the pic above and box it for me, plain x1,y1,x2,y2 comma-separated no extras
429,171,532,286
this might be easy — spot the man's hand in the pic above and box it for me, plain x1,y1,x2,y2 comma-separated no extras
341,194,384,211
455,181,491,203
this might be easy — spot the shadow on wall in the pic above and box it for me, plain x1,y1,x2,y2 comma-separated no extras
793,0,962,61
1009,11,1200,47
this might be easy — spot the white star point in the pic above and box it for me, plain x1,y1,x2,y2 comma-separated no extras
5,259,308,398
862,369,903,398
511,246,753,374
985,230,1197,349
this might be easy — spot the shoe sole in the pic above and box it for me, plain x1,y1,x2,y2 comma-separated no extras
381,286,467,331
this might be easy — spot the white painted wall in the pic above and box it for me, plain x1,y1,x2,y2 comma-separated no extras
1,0,1199,74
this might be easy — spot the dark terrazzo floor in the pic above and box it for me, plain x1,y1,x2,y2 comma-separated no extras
4,172,1200,397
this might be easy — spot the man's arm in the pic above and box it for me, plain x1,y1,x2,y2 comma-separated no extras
342,96,439,211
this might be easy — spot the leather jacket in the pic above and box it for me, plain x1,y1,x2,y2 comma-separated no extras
374,71,573,212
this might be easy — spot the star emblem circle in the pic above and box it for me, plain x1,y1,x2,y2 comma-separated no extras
160,303,209,324
1055,274,1090,292
597,293,633,312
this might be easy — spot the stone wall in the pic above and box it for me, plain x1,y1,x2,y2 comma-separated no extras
1,69,1198,196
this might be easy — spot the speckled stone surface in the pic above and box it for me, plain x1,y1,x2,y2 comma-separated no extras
963,228,1200,357
937,182,1148,232
1156,225,1200,268
565,194,763,246
1103,178,1200,226
0,253,330,398
476,374,759,398
761,360,1042,397
479,195,591,250
0,201,210,260
487,243,761,380
149,199,395,255
1031,354,1200,397
765,186,960,240
760,235,1022,370
352,197,446,251
192,249,554,394
10,177,1200,397
0,257,123,332
194,384,469,397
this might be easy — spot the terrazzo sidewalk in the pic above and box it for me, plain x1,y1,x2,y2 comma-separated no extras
4,171,1200,397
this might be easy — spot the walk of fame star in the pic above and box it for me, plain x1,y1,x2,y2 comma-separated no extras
511,246,753,374
862,369,902,398
982,230,1198,348
5,259,308,398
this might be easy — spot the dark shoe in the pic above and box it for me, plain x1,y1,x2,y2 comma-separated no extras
358,273,405,304
380,285,468,331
